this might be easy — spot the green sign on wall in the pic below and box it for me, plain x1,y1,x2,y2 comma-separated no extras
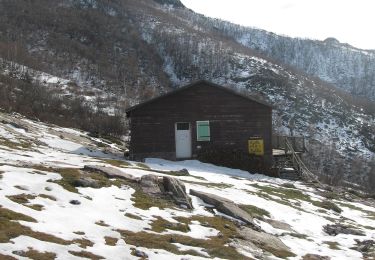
196,121,210,141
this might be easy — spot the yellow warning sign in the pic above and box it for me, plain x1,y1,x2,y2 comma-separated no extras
248,139,264,156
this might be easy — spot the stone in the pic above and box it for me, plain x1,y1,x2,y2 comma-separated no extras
229,239,263,259
265,219,294,232
323,224,365,236
302,254,331,260
73,177,100,188
70,200,81,205
176,168,189,176
352,239,375,257
163,176,193,209
134,249,148,258
190,189,260,230
140,174,162,195
83,165,139,182
239,227,294,258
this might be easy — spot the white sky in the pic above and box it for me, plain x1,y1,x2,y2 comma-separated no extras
180,0,375,50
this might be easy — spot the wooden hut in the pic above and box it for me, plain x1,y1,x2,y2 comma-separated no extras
126,80,273,168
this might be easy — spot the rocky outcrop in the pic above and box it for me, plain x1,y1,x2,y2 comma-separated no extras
323,224,365,236
189,189,259,229
84,165,193,209
239,227,295,258
140,175,162,195
352,239,375,258
83,165,140,182
163,177,193,209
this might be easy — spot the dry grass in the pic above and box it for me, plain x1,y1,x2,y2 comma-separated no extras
151,217,190,233
95,220,109,227
0,253,17,260
119,215,246,259
323,241,341,250
6,194,44,211
124,213,142,220
68,250,104,260
39,194,57,201
104,236,119,246
13,248,56,260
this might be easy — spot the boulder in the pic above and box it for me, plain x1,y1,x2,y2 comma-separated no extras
73,177,100,188
239,227,294,258
83,165,139,182
163,176,193,209
189,189,259,229
140,174,162,195
229,239,264,259
323,224,365,236
70,200,81,205
134,249,148,258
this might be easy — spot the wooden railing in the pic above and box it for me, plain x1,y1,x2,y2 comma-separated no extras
284,138,316,182
273,135,306,153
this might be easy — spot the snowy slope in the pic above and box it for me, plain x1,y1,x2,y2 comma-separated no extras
0,112,374,259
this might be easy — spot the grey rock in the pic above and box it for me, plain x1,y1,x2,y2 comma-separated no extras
323,224,365,236
134,249,148,258
84,165,139,182
140,174,162,195
353,239,375,254
70,200,81,205
264,219,294,232
190,189,260,230
73,177,100,188
239,227,293,258
163,176,193,209
229,239,263,259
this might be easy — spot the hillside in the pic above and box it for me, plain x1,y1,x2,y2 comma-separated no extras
0,0,374,189
0,111,374,259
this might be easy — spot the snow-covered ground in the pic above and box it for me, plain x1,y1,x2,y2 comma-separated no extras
0,111,374,259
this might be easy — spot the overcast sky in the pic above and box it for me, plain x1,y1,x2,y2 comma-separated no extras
180,0,375,50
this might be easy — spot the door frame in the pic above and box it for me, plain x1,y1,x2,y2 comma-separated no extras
175,122,192,159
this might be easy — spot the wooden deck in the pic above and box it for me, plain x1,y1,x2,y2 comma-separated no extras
273,148,302,156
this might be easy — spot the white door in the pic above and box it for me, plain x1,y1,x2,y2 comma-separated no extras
175,122,192,159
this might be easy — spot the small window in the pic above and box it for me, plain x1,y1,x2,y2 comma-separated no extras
176,122,190,130
196,121,210,141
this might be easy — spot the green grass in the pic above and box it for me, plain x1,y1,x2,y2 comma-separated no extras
49,167,130,193
131,186,175,210
151,217,190,233
184,180,233,189
103,159,131,168
251,184,311,201
312,201,342,213
119,215,245,259
136,163,150,169
323,241,341,250
0,206,94,248
281,183,296,189
239,204,271,218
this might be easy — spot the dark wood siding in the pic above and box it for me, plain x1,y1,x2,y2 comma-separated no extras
128,82,272,162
